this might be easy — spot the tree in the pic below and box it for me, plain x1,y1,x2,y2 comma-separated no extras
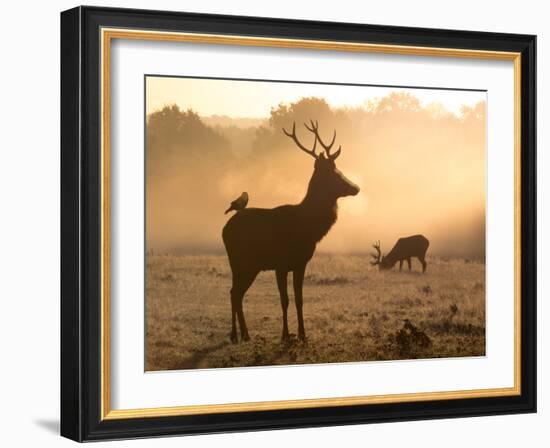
252,97,336,155
146,104,231,177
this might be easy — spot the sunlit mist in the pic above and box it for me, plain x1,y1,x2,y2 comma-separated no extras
146,76,486,258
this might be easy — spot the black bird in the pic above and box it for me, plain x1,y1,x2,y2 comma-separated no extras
224,192,249,214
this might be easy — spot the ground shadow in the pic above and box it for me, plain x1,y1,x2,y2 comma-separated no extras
34,418,59,435
164,340,231,370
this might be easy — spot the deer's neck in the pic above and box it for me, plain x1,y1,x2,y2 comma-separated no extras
384,250,399,266
299,177,339,243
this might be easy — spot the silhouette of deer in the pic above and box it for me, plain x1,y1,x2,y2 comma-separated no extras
370,235,429,273
222,120,360,343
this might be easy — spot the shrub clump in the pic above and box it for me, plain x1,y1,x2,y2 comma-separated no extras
421,284,432,295
393,319,432,357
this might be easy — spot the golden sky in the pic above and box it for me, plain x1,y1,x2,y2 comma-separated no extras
146,76,485,118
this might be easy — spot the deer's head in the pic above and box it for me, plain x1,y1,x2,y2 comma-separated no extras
283,120,359,200
370,241,392,270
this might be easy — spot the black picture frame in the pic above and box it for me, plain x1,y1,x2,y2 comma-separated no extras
61,5,536,442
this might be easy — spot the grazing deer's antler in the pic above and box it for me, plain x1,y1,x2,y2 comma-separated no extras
370,240,382,266
283,122,319,159
304,120,341,160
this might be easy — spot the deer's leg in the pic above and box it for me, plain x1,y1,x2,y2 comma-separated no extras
399,260,403,271
420,257,427,273
230,296,238,344
230,270,258,342
293,264,307,341
407,258,412,271
276,269,290,342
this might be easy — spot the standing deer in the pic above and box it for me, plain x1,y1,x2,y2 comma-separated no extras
222,120,360,343
370,235,430,273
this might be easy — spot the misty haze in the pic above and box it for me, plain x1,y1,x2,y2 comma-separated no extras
145,76,486,371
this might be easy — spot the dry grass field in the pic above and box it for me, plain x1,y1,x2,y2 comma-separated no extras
145,254,485,371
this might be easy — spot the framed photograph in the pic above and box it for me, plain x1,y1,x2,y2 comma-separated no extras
61,6,536,441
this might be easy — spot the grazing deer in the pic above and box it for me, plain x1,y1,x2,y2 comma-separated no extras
370,235,430,273
222,121,359,343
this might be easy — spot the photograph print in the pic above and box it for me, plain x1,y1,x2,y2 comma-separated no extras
145,76,486,371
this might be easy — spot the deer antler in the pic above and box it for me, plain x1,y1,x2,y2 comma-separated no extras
304,120,341,160
370,240,381,266
283,122,319,159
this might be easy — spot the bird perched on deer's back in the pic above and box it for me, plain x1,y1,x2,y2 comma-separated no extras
225,192,249,214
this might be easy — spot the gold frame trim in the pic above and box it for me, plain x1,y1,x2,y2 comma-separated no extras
100,28,522,421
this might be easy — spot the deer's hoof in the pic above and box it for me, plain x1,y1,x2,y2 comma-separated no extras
230,333,238,344
241,333,250,342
